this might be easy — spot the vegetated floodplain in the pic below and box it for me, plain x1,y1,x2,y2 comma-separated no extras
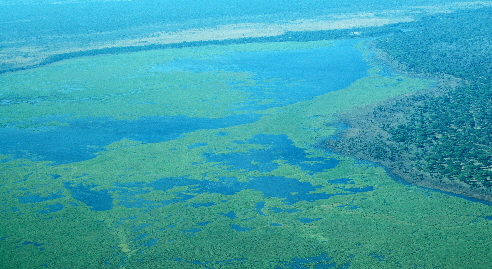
1,39,492,268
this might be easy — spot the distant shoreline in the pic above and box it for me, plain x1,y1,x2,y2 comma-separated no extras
0,28,378,75
3,1,490,75
0,17,409,75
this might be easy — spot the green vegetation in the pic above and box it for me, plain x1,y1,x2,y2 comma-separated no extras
374,7,492,190
1,39,492,268
387,82,492,187
326,7,492,198
377,8,492,83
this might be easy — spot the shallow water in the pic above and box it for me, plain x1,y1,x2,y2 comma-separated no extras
1,40,492,268
0,40,367,164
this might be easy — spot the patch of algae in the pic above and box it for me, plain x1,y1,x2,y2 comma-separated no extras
1,40,492,268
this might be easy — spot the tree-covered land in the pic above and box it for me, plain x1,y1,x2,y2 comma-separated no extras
324,7,492,201
377,8,492,83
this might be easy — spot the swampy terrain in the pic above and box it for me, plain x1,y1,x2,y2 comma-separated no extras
1,1,492,268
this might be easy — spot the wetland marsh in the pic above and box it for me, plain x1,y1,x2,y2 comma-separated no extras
1,37,492,268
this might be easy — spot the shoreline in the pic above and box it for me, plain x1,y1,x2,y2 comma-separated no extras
0,26,390,75
322,129,492,204
0,16,411,75
320,49,492,204
3,1,491,74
